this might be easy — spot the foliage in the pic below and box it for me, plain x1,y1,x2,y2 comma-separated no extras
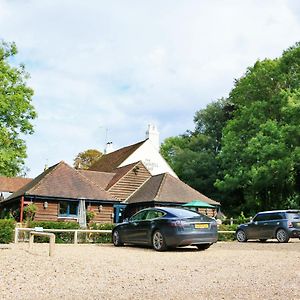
28,221,80,243
26,221,114,244
161,42,300,216
217,224,238,241
0,219,15,244
0,40,37,176
160,98,233,201
216,43,300,215
86,210,96,224
23,203,37,221
74,149,103,170
85,223,115,243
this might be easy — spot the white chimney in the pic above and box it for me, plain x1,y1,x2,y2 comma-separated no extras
146,124,160,151
104,142,114,154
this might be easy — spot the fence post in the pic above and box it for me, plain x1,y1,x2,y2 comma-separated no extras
74,230,78,244
230,217,233,225
14,227,19,244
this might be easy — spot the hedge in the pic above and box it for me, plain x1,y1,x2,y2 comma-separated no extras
27,221,80,243
26,221,114,244
218,224,238,241
0,219,15,244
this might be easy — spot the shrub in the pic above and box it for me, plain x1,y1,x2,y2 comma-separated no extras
27,221,80,243
81,223,115,243
0,219,15,244
24,203,37,222
218,224,238,241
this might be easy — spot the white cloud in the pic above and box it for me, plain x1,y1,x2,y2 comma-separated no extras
0,0,300,177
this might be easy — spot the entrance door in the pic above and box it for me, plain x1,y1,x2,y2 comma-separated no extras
113,204,126,223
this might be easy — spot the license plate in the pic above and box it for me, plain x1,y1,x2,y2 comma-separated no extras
195,223,209,229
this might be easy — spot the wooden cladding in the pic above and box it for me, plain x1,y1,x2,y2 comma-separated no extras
87,203,114,224
109,162,151,201
34,201,59,221
33,200,115,224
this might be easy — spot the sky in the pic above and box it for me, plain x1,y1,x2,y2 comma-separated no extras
1,0,300,178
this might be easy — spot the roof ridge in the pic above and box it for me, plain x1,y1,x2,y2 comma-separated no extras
154,173,167,200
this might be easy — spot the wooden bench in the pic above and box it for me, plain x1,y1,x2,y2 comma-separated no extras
29,231,56,257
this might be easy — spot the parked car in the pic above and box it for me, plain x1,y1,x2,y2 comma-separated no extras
112,207,218,251
236,210,300,243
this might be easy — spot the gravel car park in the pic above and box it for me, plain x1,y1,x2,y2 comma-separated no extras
1,241,299,300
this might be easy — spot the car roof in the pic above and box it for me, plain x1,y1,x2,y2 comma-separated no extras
257,210,300,214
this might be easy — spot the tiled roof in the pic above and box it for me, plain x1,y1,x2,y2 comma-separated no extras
6,161,118,202
78,170,115,189
126,173,220,206
0,177,32,193
89,140,146,172
106,162,143,190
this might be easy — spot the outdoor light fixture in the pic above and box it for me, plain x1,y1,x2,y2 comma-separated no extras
98,205,103,212
43,201,48,209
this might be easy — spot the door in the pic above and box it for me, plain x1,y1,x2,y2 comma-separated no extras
113,204,126,223
246,213,268,239
123,210,149,243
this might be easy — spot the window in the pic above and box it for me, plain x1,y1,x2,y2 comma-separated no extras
130,210,148,222
146,210,165,220
59,201,78,217
253,214,268,222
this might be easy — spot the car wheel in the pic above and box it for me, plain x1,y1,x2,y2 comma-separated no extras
112,230,124,247
196,243,211,251
259,239,267,243
152,230,167,251
236,230,247,242
276,229,289,243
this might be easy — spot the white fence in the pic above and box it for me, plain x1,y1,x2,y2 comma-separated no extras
14,227,111,244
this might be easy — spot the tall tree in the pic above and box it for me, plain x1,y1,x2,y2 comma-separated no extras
0,40,37,176
74,149,103,170
160,98,232,200
216,43,300,214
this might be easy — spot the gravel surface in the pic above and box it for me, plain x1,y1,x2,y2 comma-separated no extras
0,240,299,300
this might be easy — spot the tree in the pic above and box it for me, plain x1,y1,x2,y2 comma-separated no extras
216,43,300,214
160,98,233,201
74,149,103,170
0,40,37,176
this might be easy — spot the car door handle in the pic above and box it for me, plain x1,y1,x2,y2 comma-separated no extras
263,223,268,225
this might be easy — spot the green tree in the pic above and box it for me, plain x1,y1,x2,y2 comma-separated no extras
216,43,300,214
0,40,37,176
74,149,103,170
160,98,232,200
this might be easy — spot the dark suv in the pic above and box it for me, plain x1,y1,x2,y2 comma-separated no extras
236,210,300,243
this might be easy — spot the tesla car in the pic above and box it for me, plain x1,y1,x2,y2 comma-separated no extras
236,210,300,243
112,207,218,251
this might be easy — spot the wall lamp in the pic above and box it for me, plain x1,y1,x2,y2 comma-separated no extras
43,201,48,209
98,205,103,212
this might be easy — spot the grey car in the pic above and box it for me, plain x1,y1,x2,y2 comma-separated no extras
236,210,300,243
112,207,218,251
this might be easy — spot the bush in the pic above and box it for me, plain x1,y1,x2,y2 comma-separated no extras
81,223,115,243
0,219,15,244
27,221,80,243
218,224,238,241
26,221,114,244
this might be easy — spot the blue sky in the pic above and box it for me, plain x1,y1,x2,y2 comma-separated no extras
1,0,300,177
